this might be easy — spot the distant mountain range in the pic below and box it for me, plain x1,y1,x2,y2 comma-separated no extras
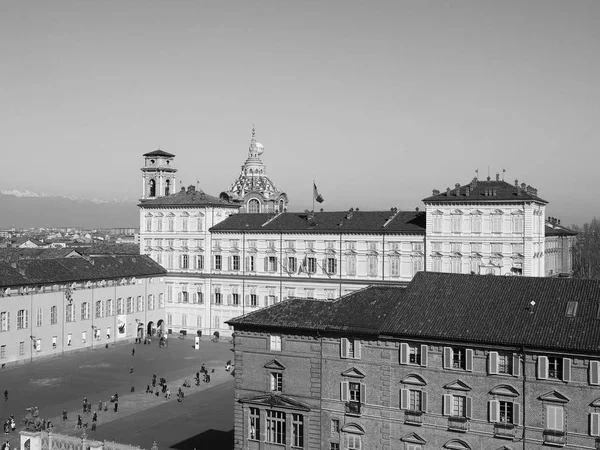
0,189,139,228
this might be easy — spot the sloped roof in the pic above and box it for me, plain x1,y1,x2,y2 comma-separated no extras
0,248,82,262
422,179,547,204
143,149,175,157
0,255,166,288
211,211,426,234
139,186,239,209
229,272,600,354
78,244,140,256
545,223,578,237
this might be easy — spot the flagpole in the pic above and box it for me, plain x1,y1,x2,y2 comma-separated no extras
312,179,315,213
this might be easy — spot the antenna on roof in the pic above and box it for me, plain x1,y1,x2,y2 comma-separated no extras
475,167,479,179
502,168,506,181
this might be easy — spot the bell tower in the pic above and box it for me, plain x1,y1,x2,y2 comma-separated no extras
141,149,177,200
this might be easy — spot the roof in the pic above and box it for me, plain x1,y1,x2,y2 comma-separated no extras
545,223,578,237
143,149,175,157
0,255,166,288
138,185,240,209
229,272,600,354
77,244,140,256
211,210,426,234
0,248,82,262
422,179,547,204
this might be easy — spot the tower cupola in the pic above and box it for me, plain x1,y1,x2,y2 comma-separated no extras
141,149,177,200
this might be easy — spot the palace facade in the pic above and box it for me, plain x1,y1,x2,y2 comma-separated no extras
228,272,600,450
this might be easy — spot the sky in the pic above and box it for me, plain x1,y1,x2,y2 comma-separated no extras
1,0,599,227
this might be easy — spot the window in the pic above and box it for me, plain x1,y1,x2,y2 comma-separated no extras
248,199,260,213
0,312,9,332
159,293,165,308
36,307,43,327
331,419,340,433
182,314,187,327
249,408,260,440
453,395,466,416
347,434,361,450
400,389,425,412
146,218,152,231
126,297,133,314
349,382,361,403
19,341,25,355
307,257,317,274
249,294,258,307
433,215,442,233
292,414,304,448
444,347,473,371
400,343,428,366
82,331,87,343
549,357,563,380
270,335,282,351
491,243,502,254
195,255,204,270
214,255,222,271
412,258,423,275
66,304,75,323
167,314,172,326
488,351,518,376
168,217,174,231
17,309,28,329
270,372,283,392
266,410,286,444
105,299,113,316
499,401,513,423
492,214,502,233
327,257,337,275
287,257,297,273
247,255,255,272
306,241,314,250
546,404,564,431
512,243,524,254
214,288,222,305
213,316,220,329
286,240,295,249
147,295,155,310
453,348,465,369
341,338,361,359
432,257,442,272
472,215,482,233
367,255,378,276
450,257,461,274
232,255,240,271
451,214,462,233
513,215,524,233
390,257,400,277
232,293,240,306
181,254,189,269
346,255,356,275
182,218,188,232
266,256,277,272
50,306,57,325
117,297,124,314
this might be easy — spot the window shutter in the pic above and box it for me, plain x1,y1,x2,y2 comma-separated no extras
282,258,287,270
322,258,327,274
489,400,499,422
400,388,409,409
590,361,600,385
227,256,231,271
538,356,548,379
591,412,600,436
355,340,362,359
177,292,182,303
443,394,452,416
210,293,215,304
340,381,348,401
466,349,474,372
556,407,564,431
211,256,215,270
333,259,337,274
421,391,428,413
264,296,269,306
360,383,366,404
245,295,250,306
245,256,249,271
274,257,278,271
226,294,232,306
513,402,521,426
400,343,408,365
465,397,472,419
340,338,348,358
563,358,572,382
488,351,498,375
546,406,555,430
512,353,521,377
420,344,428,367
264,257,268,272
443,347,452,369
7,312,9,331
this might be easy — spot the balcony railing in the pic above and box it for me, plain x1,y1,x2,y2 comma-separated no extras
404,410,423,425
345,401,361,416
448,416,468,432
494,422,515,439
543,429,566,446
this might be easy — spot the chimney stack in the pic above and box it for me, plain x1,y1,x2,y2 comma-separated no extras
496,173,500,181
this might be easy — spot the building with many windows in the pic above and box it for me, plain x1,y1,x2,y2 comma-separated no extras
227,272,600,450
0,255,166,366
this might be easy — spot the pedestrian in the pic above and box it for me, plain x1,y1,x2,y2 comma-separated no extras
77,415,82,429
206,373,211,383
165,388,170,399
62,410,68,422
2,391,6,402
5,441,9,450
3,421,8,435
114,402,118,413
146,384,151,394
9,419,14,432
103,402,108,412
130,367,134,375
132,348,135,356
98,400,102,411
46,421,53,431
91,422,96,431
87,403,92,413
92,412,97,423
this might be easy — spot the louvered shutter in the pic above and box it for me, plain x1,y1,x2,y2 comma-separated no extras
333,259,337,275
489,400,499,422
488,351,498,375
590,361,600,385
274,257,278,272
355,340,361,359
512,353,521,377
177,292,182,303
421,391,428,413
340,338,348,358
563,358,572,382
264,296,269,306
400,343,408,365
6,312,9,331
465,397,472,418
340,381,348,401
198,292,203,304
443,347,452,369
443,394,452,416
591,413,600,436
360,383,366,404
466,349,474,371
421,344,428,367
245,256,249,271
227,256,231,271
400,389,409,409
556,407,564,431
513,402,521,426
244,295,250,306
538,356,548,379
322,258,327,274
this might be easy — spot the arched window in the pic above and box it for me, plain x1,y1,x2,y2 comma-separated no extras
165,179,171,196
149,179,156,197
279,199,284,212
248,199,260,213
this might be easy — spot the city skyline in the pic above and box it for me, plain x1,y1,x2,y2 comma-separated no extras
2,0,599,226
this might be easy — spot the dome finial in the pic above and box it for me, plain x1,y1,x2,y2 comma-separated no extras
251,125,256,143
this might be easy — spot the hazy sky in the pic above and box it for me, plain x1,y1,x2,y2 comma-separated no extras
1,1,599,226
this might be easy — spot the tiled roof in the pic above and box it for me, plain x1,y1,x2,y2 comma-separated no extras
138,186,239,209
229,272,600,354
143,149,175,157
78,244,140,256
0,255,166,288
211,211,426,234
0,248,82,261
227,285,406,334
545,224,578,237
422,179,547,204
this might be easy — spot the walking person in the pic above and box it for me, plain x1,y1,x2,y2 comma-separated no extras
114,401,118,413
77,415,82,430
10,418,15,432
62,410,68,422
132,348,135,356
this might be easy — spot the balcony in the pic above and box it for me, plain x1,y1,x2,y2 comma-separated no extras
494,422,515,439
448,416,468,432
543,430,566,446
404,410,423,425
345,401,361,416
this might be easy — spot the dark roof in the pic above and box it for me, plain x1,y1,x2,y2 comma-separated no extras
143,149,175,157
211,211,426,234
139,186,239,209
0,248,82,262
227,285,406,334
545,223,578,237
0,255,166,288
230,272,600,354
422,179,547,204
78,244,140,256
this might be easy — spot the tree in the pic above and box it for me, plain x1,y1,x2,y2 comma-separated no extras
571,218,600,279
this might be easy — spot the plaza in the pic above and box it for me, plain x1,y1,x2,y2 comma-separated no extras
0,337,234,450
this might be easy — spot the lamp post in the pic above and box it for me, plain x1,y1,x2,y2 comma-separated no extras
29,335,36,363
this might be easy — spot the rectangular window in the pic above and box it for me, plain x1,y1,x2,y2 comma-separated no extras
268,256,277,272
159,293,165,308
50,306,57,325
232,293,240,306
367,255,378,276
147,295,155,310
292,414,304,448
307,257,317,274
167,314,172,326
0,311,9,331
546,405,564,431
17,309,28,329
19,341,25,355
548,357,563,380
346,255,356,275
349,382,361,402
270,372,283,392
66,304,75,323
106,299,113,316
492,215,502,233
409,344,422,365
232,255,240,271
331,419,340,433
82,331,87,343
288,257,297,273
196,255,204,270
491,243,502,253
247,255,255,272
409,389,422,411
117,297,124,314
472,215,482,233
305,241,314,250
36,307,43,327
433,215,442,233
214,255,222,271
513,215,524,233
95,300,103,318
270,335,282,351
390,257,400,277
341,338,361,359
250,294,258,307
249,408,260,440
266,410,286,445
451,215,462,233
327,257,337,274
453,395,466,417
267,240,276,249
181,254,189,269
498,352,513,374
286,240,295,249
214,288,222,305
126,297,133,314
347,435,361,450
499,401,513,423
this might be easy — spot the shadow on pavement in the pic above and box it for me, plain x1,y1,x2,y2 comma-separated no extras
171,429,233,450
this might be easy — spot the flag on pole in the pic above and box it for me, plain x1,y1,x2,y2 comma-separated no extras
313,182,324,203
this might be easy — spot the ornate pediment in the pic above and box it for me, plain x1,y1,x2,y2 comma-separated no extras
470,210,483,215
341,423,364,434
538,390,569,404
401,432,426,444
443,379,471,392
264,359,285,371
590,398,600,407
444,439,471,450
489,385,519,397
238,393,310,412
341,367,365,379
401,374,427,386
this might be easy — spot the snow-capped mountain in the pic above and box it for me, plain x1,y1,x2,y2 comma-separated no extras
0,189,133,204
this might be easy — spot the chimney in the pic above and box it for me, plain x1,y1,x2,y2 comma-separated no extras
496,173,500,181
432,189,440,196
455,183,460,196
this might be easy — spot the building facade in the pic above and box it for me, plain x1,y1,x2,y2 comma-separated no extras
0,255,167,366
228,273,600,450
